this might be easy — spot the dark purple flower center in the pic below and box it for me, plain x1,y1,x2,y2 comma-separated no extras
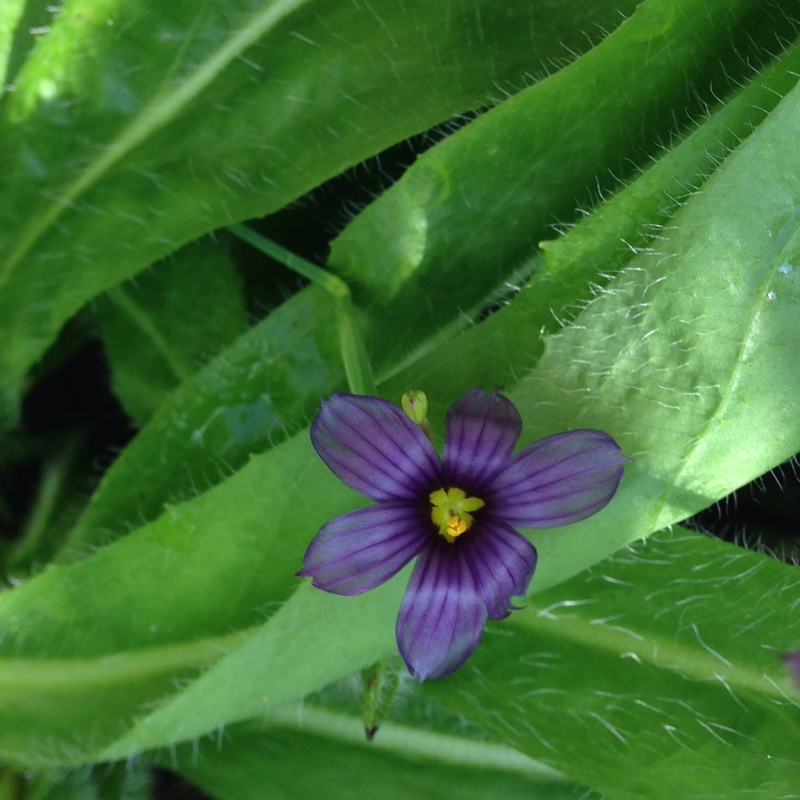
429,486,485,543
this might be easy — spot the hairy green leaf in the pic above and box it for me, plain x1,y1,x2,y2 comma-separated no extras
3,0,800,778
425,529,800,800
61,284,341,557
330,0,793,368
506,67,800,587
0,428,329,766
170,709,603,800
380,32,800,418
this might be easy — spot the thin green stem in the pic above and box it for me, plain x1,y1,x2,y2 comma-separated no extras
7,433,84,573
336,297,375,396
228,224,375,395
229,224,347,299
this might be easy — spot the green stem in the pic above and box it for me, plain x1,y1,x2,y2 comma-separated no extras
228,224,375,395
7,433,84,573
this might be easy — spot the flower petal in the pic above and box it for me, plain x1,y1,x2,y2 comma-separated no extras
488,430,627,527
443,389,522,488
463,518,537,620
311,393,441,502
297,503,428,595
396,540,487,681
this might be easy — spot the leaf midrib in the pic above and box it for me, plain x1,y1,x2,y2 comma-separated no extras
262,703,561,777
648,209,800,532
0,0,308,294
516,596,790,704
0,626,257,693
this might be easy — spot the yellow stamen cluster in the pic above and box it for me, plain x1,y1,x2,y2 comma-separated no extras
429,487,485,543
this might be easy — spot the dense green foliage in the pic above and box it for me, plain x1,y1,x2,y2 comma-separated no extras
1,1,799,798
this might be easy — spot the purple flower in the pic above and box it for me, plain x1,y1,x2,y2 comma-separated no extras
298,389,627,680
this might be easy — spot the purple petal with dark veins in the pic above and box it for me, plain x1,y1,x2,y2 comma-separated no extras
443,389,522,488
463,518,537,620
311,393,441,502
396,540,487,681
488,430,627,528
782,651,800,691
298,503,429,595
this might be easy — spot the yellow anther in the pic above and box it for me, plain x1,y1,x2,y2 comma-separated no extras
447,516,467,537
430,487,485,543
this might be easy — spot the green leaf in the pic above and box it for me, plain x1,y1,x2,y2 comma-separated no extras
0,427,400,767
0,0,635,430
503,65,800,589
96,237,247,424
379,33,800,591
380,31,800,416
330,0,792,369
169,709,604,800
4,0,800,775
424,529,800,800
97,579,402,763
60,284,341,557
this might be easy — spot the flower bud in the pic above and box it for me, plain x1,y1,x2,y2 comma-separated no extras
401,390,428,424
